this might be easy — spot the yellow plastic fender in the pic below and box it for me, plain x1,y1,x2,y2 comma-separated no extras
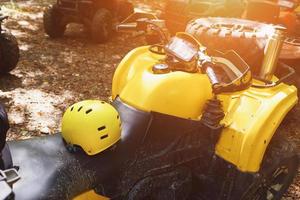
217,80,298,172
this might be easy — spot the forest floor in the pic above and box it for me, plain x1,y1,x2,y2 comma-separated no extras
0,0,300,199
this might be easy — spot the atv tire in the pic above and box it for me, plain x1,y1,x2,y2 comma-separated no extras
186,18,275,74
91,9,113,43
43,5,66,38
0,32,19,74
238,134,298,200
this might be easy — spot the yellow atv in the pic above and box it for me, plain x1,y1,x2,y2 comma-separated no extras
1,15,299,200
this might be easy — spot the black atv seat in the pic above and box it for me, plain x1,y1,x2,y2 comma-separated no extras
9,133,131,200
8,134,88,200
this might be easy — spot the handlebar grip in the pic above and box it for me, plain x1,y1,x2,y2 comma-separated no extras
204,63,220,86
116,23,138,32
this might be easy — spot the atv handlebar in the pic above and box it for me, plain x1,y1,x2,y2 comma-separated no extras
203,63,220,86
116,23,138,32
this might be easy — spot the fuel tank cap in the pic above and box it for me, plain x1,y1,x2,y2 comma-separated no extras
153,63,170,74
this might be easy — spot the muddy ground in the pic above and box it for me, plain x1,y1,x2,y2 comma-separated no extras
0,0,300,199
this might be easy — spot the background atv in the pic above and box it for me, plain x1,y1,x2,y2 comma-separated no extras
0,14,19,74
43,0,134,43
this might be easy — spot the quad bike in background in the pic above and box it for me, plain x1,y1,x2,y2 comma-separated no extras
1,14,299,200
43,0,134,43
243,0,300,35
0,13,19,74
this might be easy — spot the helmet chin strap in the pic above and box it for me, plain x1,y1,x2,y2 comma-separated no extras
65,143,81,154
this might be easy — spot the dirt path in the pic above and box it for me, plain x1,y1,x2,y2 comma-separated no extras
0,0,300,199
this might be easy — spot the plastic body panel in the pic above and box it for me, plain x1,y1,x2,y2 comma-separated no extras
217,81,298,172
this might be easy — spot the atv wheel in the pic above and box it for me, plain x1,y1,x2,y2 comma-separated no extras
0,32,19,74
43,5,66,38
241,135,298,200
91,9,113,43
186,18,275,73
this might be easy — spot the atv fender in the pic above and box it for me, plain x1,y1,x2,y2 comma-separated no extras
216,81,298,172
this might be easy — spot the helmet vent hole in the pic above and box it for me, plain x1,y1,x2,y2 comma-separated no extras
71,107,74,111
117,115,119,119
86,109,92,114
78,106,83,112
98,126,106,131
100,134,108,140
101,101,105,104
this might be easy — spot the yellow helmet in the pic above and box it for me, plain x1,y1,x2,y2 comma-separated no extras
61,100,121,155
